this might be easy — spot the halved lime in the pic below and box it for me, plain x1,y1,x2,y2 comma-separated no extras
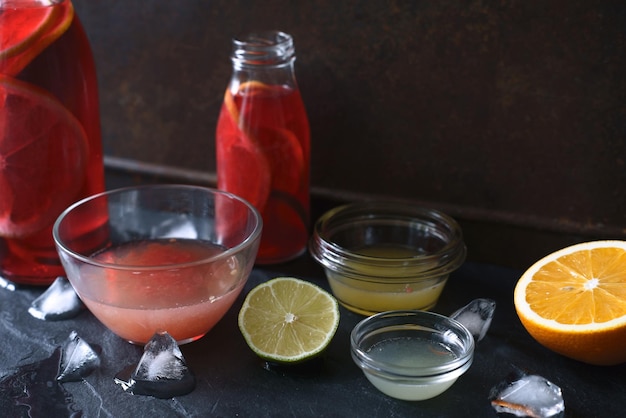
238,277,340,364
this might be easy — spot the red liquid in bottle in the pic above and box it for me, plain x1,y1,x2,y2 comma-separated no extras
0,0,105,285
216,81,310,264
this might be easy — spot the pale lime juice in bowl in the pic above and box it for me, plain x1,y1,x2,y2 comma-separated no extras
309,201,466,315
53,185,262,345
351,310,475,401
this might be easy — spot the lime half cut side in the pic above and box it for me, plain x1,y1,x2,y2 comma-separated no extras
238,277,340,364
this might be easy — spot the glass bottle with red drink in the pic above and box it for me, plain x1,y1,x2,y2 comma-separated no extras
0,0,105,285
216,31,310,264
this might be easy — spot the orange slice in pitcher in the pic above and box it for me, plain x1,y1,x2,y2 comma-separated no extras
0,76,88,238
0,1,74,75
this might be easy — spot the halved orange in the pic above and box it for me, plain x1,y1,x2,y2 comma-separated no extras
0,1,74,76
0,75,88,238
514,240,626,365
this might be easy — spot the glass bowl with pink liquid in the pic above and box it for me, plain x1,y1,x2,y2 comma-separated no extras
53,184,262,345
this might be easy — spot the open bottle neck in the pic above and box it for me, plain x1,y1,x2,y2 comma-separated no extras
231,31,296,69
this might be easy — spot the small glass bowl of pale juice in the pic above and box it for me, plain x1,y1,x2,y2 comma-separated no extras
53,185,262,345
351,310,475,401
309,201,466,315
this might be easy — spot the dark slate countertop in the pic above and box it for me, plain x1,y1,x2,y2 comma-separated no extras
1,256,625,417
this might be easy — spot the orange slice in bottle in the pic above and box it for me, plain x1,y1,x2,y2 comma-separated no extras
0,1,74,76
223,82,306,195
0,75,88,238
217,139,271,211
218,88,272,211
255,126,304,195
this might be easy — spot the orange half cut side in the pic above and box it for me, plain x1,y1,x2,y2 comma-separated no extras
514,240,626,365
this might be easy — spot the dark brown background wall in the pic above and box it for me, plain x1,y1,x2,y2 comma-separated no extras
73,0,626,268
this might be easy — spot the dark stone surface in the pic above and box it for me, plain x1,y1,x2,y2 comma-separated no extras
72,0,626,240
1,257,624,417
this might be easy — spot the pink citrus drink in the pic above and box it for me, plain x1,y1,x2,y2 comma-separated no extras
216,32,310,265
0,0,105,285
74,238,246,345
216,83,310,264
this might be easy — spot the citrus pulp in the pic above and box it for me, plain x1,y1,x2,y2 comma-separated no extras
514,240,626,365
238,277,340,363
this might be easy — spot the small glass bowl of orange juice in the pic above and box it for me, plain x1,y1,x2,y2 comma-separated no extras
350,310,475,401
53,185,262,345
309,201,466,315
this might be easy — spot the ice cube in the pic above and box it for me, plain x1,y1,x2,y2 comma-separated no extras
450,298,496,342
151,214,198,239
489,369,565,418
28,276,85,321
114,331,195,398
57,331,101,382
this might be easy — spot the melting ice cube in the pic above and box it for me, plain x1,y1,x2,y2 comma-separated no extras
57,331,101,382
151,214,198,239
450,298,496,342
489,369,565,418
28,276,85,321
114,331,195,398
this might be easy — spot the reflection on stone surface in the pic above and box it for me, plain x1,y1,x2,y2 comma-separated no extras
0,347,82,416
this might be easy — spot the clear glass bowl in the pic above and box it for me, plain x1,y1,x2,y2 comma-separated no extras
351,310,475,401
53,185,262,345
309,201,466,315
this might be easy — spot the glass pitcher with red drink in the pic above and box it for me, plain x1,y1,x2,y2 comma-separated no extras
215,31,310,264
0,0,105,286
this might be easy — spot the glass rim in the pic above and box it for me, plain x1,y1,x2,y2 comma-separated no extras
309,201,466,280
52,184,263,271
231,30,295,67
